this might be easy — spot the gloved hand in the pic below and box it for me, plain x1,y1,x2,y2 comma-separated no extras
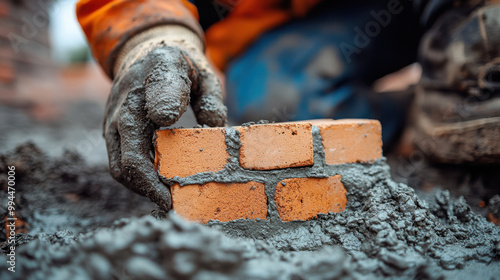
104,25,227,211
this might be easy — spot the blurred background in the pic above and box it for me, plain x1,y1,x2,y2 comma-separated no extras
0,0,110,164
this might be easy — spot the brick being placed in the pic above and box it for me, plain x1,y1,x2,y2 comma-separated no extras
154,119,383,224
154,127,228,178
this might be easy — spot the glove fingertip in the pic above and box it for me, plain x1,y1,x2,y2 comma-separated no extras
151,182,172,211
193,94,228,127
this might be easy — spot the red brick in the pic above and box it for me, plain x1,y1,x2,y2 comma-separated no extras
0,1,11,17
238,122,314,170
171,182,267,223
155,128,229,178
0,63,15,84
310,119,382,165
4,213,28,238
488,212,500,226
275,176,347,222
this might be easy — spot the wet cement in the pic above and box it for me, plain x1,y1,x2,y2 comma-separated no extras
1,139,499,279
387,152,500,221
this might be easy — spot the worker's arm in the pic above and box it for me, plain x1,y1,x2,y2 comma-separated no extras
76,0,227,211
77,0,203,77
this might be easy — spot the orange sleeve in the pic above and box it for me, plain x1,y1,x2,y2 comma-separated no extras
76,0,204,78
205,0,321,71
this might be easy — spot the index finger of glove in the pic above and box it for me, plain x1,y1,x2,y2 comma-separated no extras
189,52,227,127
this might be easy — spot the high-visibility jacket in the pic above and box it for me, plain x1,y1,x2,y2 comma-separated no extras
76,0,321,77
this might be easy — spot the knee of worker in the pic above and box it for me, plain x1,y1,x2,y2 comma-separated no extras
223,3,362,124
224,41,378,126
224,39,352,123
226,76,301,123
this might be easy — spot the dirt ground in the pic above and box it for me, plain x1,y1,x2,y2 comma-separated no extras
0,102,499,279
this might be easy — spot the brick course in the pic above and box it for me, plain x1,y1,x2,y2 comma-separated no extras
155,119,382,223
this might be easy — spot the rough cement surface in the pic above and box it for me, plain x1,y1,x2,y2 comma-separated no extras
0,143,157,242
1,213,363,280
206,163,500,278
387,153,500,220
2,139,499,279
1,175,499,279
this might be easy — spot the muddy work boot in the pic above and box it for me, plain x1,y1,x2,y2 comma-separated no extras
413,3,500,164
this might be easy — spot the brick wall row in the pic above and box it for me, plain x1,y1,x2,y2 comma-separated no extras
0,0,54,102
155,119,382,223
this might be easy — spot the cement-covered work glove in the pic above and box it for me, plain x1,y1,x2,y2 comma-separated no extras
104,25,227,211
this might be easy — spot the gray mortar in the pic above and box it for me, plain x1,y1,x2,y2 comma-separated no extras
0,214,365,280
1,134,500,279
